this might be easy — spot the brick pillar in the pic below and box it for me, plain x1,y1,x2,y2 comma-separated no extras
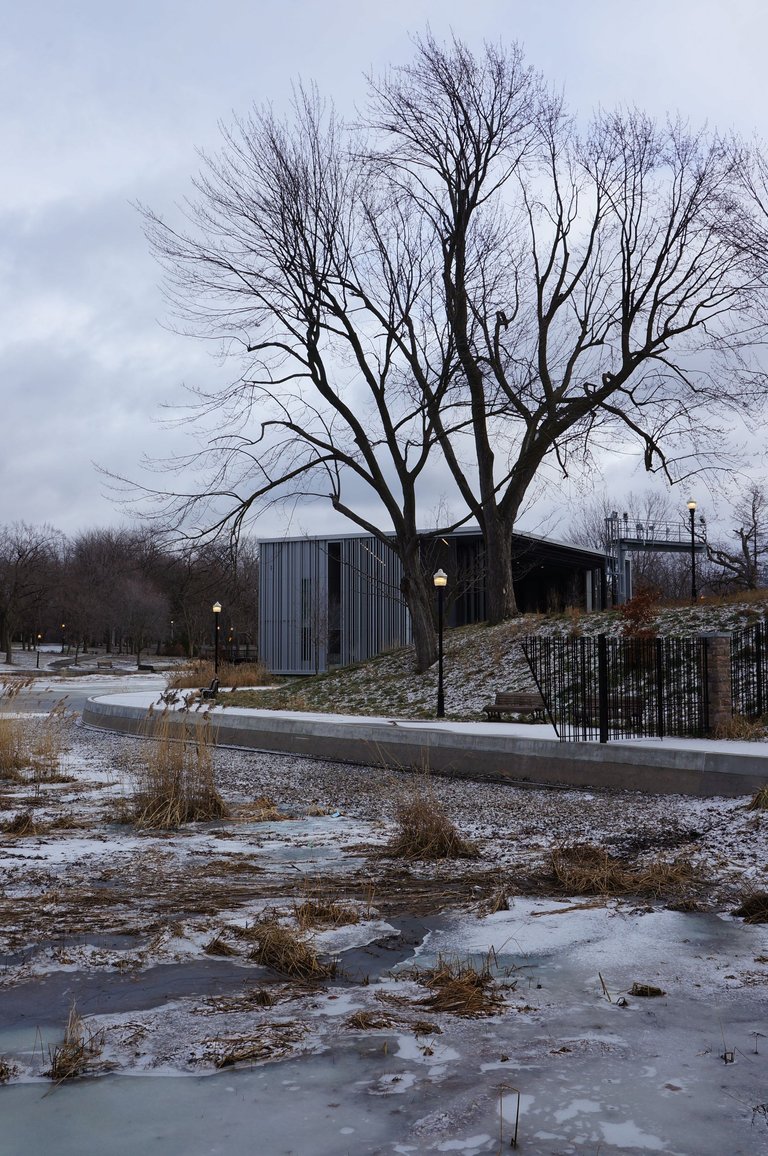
700,633,732,733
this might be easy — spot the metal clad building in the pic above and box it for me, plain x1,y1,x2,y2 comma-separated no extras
259,534,410,675
259,529,605,675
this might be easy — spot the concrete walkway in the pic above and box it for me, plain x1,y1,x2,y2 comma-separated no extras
82,692,768,798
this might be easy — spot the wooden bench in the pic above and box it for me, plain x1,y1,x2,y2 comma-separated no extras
200,677,220,700
483,690,547,722
96,660,113,670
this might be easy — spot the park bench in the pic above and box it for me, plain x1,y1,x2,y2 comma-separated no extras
96,660,113,670
200,677,220,700
483,690,547,722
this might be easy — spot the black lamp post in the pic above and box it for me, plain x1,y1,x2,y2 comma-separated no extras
433,569,447,718
212,601,222,674
687,499,697,603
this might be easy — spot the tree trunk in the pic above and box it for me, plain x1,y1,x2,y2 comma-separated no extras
399,544,438,673
483,511,519,623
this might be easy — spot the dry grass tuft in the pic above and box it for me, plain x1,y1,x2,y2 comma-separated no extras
415,955,504,1017
294,898,360,932
46,1004,104,1081
747,785,768,811
203,932,240,957
630,982,665,997
248,918,335,980
549,844,698,898
388,794,479,861
711,715,768,741
234,796,288,823
2,809,41,836
210,1022,305,1068
733,891,768,923
0,1056,18,1083
131,716,228,828
346,1009,395,1030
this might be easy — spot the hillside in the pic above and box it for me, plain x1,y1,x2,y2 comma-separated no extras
227,594,768,721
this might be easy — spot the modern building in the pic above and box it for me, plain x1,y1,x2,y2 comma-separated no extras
259,528,606,675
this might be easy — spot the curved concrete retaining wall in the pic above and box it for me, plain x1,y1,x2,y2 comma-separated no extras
82,696,768,798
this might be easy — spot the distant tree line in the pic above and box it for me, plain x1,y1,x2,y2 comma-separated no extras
0,524,258,665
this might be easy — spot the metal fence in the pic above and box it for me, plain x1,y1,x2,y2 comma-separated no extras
521,634,708,742
731,622,768,719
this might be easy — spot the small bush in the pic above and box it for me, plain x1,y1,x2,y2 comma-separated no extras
619,588,659,637
388,794,479,860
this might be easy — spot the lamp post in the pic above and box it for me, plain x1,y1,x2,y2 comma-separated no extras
212,601,222,674
433,569,447,718
687,499,697,603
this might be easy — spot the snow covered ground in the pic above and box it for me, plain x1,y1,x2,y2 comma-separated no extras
1,677,768,1153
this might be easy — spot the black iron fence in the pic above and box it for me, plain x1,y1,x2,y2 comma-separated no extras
731,622,768,719
521,634,708,742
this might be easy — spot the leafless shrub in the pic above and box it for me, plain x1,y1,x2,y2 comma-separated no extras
549,844,698,898
0,1056,18,1083
131,716,228,828
46,1004,104,1081
247,918,334,980
388,792,479,860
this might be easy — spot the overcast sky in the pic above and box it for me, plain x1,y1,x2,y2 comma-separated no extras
3,0,767,541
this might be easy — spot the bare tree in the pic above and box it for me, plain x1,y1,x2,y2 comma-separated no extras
370,38,767,622
138,32,768,660
0,523,63,664
707,483,768,591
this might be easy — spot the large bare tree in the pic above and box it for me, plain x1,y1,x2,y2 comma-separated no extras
370,38,767,621
140,33,767,663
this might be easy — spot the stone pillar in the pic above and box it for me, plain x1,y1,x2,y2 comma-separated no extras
700,633,732,733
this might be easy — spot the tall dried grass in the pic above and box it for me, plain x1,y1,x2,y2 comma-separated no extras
131,715,228,828
168,660,270,691
0,716,27,778
46,1004,104,1082
747,785,768,810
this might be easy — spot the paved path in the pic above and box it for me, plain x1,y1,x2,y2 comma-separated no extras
82,691,768,798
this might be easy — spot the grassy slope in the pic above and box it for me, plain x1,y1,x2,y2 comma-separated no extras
225,595,768,722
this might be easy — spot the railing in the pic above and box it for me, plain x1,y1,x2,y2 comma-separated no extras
731,623,768,719
521,634,708,742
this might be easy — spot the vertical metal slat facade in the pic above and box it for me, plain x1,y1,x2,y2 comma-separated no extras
259,535,410,674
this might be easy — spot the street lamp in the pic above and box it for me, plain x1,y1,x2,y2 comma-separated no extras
433,569,447,718
212,601,222,674
687,499,697,603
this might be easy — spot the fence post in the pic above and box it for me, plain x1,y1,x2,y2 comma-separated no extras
598,634,609,744
700,632,732,734
757,623,764,718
